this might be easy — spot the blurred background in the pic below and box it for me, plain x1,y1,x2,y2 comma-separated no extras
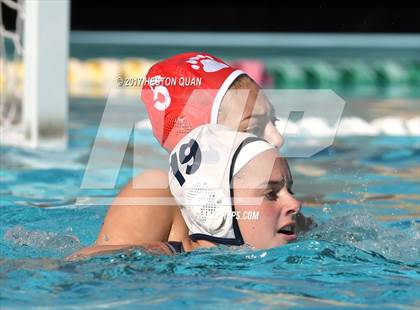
2,2,419,100
2,2,419,150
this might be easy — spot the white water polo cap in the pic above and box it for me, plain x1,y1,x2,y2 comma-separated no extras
168,124,275,245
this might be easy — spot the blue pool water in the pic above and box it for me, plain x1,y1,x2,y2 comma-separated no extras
1,99,419,309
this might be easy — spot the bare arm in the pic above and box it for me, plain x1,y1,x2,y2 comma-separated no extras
68,169,188,259
66,242,175,261
67,244,141,260
95,169,187,245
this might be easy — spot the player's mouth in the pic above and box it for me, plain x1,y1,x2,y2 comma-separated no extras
277,222,297,240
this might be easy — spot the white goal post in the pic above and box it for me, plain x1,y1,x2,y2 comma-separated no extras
1,0,69,148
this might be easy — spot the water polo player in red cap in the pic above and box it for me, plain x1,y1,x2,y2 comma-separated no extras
70,52,312,258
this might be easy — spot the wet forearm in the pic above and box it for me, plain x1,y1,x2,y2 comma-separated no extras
66,242,173,261
66,244,142,260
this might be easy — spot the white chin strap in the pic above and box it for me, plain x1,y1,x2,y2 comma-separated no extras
168,124,274,245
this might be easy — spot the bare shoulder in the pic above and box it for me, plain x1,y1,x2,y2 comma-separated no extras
133,169,169,184
95,169,177,245
127,169,170,192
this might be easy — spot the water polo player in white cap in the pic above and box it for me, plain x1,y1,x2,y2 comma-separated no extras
69,124,301,257
165,124,301,253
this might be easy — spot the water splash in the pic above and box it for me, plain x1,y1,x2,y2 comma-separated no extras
302,210,420,262
4,226,81,254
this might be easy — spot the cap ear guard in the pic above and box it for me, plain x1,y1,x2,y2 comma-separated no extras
168,124,275,245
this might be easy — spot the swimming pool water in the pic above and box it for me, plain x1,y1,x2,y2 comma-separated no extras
0,99,419,309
